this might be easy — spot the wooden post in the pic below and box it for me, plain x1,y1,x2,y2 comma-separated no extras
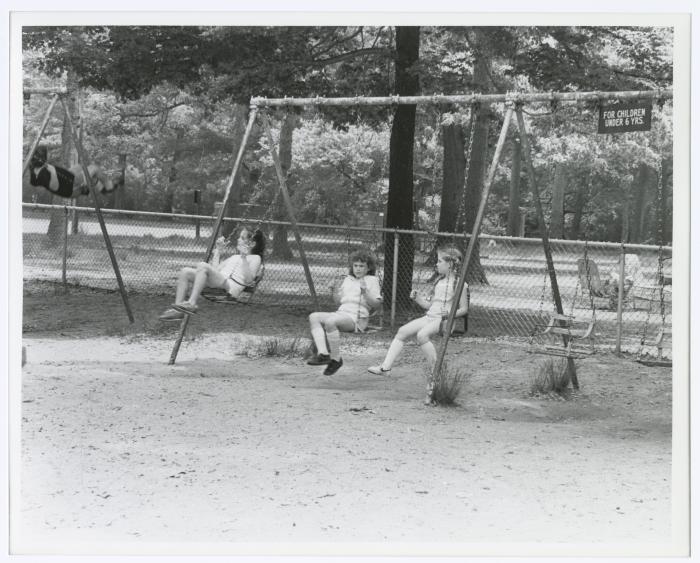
62,205,69,289
515,107,578,389
251,89,672,109
432,105,514,383
168,107,259,365
615,247,626,355
22,94,59,175
60,96,135,323
391,230,400,328
194,189,201,240
260,112,319,309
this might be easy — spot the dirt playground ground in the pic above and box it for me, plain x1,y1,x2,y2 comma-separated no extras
16,282,676,555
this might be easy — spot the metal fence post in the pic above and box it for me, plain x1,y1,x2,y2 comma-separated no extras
390,229,399,328
62,206,69,289
615,245,626,355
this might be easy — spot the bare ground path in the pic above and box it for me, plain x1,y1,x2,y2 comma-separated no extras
16,283,673,553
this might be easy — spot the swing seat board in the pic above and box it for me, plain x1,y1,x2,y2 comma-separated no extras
636,358,672,368
529,347,590,359
201,287,254,305
541,314,595,340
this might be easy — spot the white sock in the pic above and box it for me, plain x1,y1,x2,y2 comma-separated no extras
420,341,437,369
382,338,404,370
326,330,340,360
311,326,328,355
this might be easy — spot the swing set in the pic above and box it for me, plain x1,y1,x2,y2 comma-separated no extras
23,87,134,323
161,88,672,371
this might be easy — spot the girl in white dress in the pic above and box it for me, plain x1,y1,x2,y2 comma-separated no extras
159,226,265,321
368,246,469,403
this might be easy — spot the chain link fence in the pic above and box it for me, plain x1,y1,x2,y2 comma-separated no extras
23,204,672,357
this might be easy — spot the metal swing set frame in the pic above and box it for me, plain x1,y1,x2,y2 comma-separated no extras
173,88,673,366
23,87,134,323
34,86,657,366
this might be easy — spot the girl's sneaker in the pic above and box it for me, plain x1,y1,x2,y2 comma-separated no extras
367,365,391,375
159,308,185,322
307,353,331,366
323,358,343,376
173,302,198,315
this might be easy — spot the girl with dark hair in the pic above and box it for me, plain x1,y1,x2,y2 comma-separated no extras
307,249,382,375
159,226,265,321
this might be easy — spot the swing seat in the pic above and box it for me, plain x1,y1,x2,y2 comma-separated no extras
637,326,672,367
201,286,256,305
201,266,264,305
530,314,595,359
357,306,384,334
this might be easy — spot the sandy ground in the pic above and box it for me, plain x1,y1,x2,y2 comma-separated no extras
15,283,675,555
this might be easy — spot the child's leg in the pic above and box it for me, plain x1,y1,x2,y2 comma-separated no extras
323,313,355,360
308,312,332,355
187,262,228,305
381,316,434,370
416,319,442,368
175,267,197,304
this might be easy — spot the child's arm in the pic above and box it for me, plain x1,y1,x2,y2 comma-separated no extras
362,277,383,309
210,237,226,268
330,278,344,306
237,254,261,285
410,289,431,310
454,283,469,318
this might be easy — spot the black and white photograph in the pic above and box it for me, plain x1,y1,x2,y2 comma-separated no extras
5,5,694,559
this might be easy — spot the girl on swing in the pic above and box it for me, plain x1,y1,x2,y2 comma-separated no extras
367,245,468,403
28,145,116,198
307,249,383,375
159,225,265,322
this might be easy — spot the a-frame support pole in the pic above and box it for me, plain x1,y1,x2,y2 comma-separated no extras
59,96,135,323
260,112,319,310
515,107,579,389
22,93,59,175
168,107,259,365
432,105,515,384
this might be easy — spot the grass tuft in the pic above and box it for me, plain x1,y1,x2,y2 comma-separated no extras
238,336,309,359
529,357,574,398
429,361,470,406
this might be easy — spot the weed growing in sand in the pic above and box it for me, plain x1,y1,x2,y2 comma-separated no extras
529,357,573,398
429,361,469,406
238,336,308,358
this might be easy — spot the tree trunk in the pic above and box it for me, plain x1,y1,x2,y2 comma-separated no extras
629,164,652,243
507,137,522,237
658,157,672,245
437,122,465,245
462,32,491,284
570,185,586,240
113,153,127,210
382,26,420,309
222,103,248,239
163,128,185,214
549,162,566,239
621,194,630,243
272,112,298,261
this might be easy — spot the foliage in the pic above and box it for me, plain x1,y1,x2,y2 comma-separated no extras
22,25,674,245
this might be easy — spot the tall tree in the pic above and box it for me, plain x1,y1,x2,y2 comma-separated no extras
507,137,522,237
382,26,420,308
